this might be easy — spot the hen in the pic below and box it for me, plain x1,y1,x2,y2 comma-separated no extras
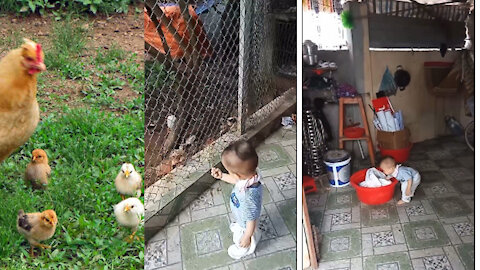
17,209,57,257
114,197,144,242
25,149,51,189
115,163,142,200
0,39,46,163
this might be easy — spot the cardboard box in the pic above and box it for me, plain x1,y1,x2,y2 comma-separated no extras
377,128,410,149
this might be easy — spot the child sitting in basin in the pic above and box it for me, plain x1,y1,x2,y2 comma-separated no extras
211,140,262,260
379,156,421,205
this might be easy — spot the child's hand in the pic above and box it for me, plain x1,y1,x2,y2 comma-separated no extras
211,168,223,180
239,234,251,248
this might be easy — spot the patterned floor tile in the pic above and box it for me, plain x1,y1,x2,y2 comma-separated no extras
145,239,167,270
361,204,399,227
456,243,474,270
190,192,215,211
426,150,454,160
372,231,396,247
364,252,412,270
451,180,474,195
440,168,474,181
405,204,427,217
272,172,296,191
256,144,293,170
320,229,361,261
452,222,474,237
434,159,460,169
332,213,352,225
403,220,450,249
419,171,447,184
430,196,473,218
422,255,453,270
326,191,359,210
195,229,223,255
308,208,324,228
180,215,233,270
258,214,278,240
276,199,296,237
243,249,296,269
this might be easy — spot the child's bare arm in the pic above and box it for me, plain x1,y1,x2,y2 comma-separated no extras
211,168,238,184
406,179,412,196
239,220,256,248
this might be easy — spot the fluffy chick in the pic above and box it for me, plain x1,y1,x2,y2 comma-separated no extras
115,163,142,200
25,149,51,189
17,209,57,257
114,197,144,242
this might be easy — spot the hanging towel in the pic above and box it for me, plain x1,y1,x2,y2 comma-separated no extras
359,168,392,188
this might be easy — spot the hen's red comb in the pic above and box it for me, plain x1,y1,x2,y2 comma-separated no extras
36,44,42,62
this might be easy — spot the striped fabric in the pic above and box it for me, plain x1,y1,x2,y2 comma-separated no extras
230,177,263,229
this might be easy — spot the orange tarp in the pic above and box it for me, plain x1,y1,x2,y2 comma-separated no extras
144,5,213,59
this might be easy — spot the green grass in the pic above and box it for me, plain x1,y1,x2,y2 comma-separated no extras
0,0,137,15
0,109,144,269
0,13,144,270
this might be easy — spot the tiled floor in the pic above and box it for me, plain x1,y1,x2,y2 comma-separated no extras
145,127,297,270
307,136,474,270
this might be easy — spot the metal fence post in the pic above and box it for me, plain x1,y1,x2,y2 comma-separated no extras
238,0,252,134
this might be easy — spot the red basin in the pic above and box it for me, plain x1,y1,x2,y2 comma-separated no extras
350,168,398,205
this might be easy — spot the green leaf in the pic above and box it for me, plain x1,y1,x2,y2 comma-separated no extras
90,5,98,14
28,2,36,12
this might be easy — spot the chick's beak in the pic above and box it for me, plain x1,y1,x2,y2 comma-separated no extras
125,171,130,178
32,156,36,161
124,205,131,212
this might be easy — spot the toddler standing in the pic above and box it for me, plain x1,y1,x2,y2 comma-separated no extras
211,140,263,259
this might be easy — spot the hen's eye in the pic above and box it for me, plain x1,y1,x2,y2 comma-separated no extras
131,205,134,208
26,57,34,61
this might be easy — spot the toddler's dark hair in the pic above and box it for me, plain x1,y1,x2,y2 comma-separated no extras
222,140,258,174
378,155,396,166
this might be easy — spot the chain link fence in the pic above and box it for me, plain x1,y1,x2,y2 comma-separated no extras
144,0,296,194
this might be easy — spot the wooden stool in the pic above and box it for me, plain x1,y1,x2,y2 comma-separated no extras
338,96,376,166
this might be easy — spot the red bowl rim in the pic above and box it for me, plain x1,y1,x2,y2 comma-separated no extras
350,169,398,191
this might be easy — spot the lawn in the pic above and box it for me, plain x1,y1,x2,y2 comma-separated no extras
0,8,144,269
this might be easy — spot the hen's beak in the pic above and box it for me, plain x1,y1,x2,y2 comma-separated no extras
36,62,47,72
125,171,130,178
124,205,131,212
32,156,36,161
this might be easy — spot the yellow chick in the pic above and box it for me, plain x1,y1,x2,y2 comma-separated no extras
115,163,142,200
114,197,144,242
17,209,57,257
25,149,51,189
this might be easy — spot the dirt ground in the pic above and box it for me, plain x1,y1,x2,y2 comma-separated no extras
0,5,143,112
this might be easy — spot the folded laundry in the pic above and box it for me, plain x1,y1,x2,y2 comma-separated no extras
359,167,392,188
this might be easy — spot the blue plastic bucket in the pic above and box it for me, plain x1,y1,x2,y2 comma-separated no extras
324,150,351,187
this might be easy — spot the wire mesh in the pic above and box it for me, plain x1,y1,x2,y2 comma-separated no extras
144,0,296,193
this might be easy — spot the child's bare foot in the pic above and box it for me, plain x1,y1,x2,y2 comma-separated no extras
397,199,408,205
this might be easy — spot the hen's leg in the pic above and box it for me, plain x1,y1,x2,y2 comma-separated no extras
29,245,35,257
